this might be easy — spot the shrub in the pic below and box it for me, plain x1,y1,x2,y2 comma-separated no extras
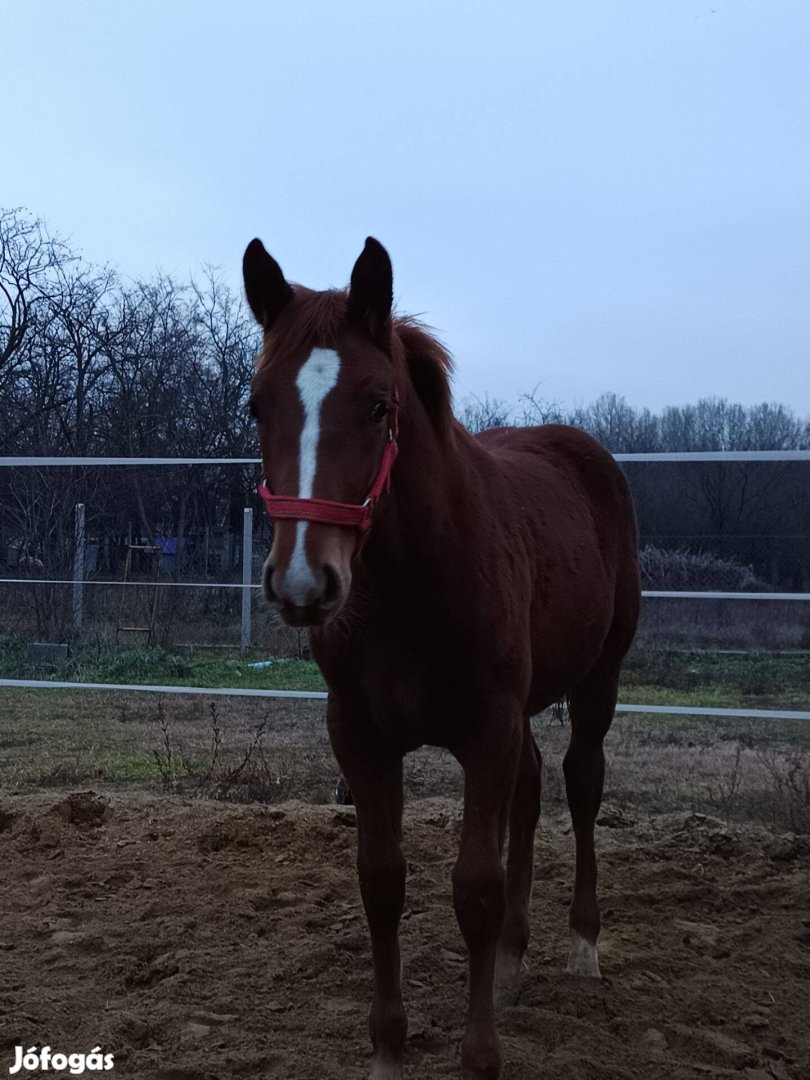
639,545,770,592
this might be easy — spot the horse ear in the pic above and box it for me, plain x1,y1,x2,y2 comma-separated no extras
242,238,293,329
347,237,393,347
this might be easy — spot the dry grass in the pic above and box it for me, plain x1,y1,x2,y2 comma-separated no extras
637,597,810,649
1,686,809,833
0,584,311,655
4,578,808,652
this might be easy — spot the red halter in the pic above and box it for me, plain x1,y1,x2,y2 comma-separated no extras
258,392,399,533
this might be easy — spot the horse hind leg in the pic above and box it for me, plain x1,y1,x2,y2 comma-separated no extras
563,668,620,978
495,723,541,1007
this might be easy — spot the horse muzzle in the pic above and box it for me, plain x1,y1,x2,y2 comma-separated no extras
263,557,345,627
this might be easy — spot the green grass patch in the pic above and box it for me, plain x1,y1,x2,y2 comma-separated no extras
625,644,809,687
621,646,809,710
1,639,806,709
618,682,806,710
95,750,173,783
0,640,325,692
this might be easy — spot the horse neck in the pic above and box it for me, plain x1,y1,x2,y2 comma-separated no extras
364,392,472,571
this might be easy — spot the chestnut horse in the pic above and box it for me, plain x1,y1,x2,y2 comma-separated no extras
244,236,640,1080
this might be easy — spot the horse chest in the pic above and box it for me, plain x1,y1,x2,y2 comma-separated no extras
352,637,436,729
341,630,516,750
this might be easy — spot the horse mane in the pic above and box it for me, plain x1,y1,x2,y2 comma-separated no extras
390,316,454,437
261,287,456,438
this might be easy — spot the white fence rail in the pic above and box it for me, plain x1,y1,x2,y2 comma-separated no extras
4,450,810,466
0,678,807,721
2,578,808,601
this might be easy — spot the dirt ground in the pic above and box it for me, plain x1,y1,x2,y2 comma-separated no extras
0,790,808,1080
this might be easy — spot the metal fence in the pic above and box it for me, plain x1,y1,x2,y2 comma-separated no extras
1,452,808,721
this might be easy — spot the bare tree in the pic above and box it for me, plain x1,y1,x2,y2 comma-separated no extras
456,393,513,433
0,209,65,371
30,263,121,454
568,392,660,453
517,389,568,427
0,208,73,450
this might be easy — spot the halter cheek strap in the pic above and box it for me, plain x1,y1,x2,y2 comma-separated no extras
258,392,399,533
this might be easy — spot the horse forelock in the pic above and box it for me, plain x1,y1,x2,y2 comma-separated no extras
256,288,455,437
255,287,347,370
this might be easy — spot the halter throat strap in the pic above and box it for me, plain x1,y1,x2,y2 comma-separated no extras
258,392,399,533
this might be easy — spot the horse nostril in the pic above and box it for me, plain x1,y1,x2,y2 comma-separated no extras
322,564,340,605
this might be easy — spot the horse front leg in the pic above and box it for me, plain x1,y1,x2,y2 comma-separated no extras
452,714,523,1080
327,700,406,1080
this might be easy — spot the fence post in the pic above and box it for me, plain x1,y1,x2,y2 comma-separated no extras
73,503,85,630
241,507,253,654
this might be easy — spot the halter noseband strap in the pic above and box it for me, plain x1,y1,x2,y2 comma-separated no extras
258,392,399,533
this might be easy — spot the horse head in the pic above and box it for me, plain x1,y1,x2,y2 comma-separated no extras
244,237,398,627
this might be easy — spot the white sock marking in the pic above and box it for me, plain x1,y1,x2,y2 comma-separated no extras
284,348,341,604
566,931,601,978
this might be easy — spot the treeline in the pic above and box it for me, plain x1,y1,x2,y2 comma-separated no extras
458,392,810,454
1,207,809,591
0,208,258,459
458,396,810,591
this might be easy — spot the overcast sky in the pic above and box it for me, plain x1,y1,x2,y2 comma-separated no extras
2,1,808,414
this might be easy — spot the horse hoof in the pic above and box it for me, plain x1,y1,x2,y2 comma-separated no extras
461,1034,502,1080
369,1058,403,1080
494,950,522,1009
566,932,601,978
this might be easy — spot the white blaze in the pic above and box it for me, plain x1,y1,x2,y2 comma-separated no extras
283,347,341,604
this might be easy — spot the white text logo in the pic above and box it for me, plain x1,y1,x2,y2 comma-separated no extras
9,1047,114,1075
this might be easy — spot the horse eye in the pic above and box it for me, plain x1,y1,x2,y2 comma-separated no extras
369,401,389,423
